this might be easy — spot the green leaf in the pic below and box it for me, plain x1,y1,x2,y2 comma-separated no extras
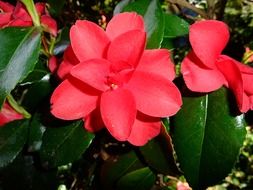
121,0,165,49
47,0,66,16
116,167,156,190
28,114,46,152
163,14,189,38
100,151,145,190
172,87,246,190
39,120,94,168
140,126,180,175
0,27,41,107
0,120,29,168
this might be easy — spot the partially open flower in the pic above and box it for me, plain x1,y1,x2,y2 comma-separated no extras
51,12,182,146
181,20,253,112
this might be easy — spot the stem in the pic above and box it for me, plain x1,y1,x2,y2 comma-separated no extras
167,0,209,19
20,0,40,26
7,95,31,119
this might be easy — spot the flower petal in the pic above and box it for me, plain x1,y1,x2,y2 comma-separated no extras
181,51,226,92
107,30,146,71
216,57,249,112
100,88,136,141
71,58,110,91
190,20,229,68
127,112,161,146
57,46,79,79
51,77,99,120
137,49,175,80
126,71,182,117
0,102,23,127
0,1,14,12
0,13,12,27
84,108,104,132
41,15,58,36
106,12,145,40
70,20,110,62
35,3,45,15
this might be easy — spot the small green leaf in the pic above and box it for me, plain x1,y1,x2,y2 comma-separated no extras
140,126,180,175
0,120,29,168
172,87,246,189
100,151,145,190
163,14,189,38
121,0,165,49
0,27,41,107
116,167,156,190
39,120,94,168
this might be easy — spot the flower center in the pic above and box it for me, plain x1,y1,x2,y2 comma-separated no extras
0,9,4,14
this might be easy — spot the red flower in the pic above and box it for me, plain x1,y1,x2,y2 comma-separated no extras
0,1,57,36
51,13,182,146
0,101,23,126
181,20,253,112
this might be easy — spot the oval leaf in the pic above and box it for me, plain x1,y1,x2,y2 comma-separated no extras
120,0,165,49
116,167,156,190
0,27,41,107
0,120,29,168
39,120,94,168
172,87,246,189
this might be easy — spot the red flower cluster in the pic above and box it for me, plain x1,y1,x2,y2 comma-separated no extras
0,101,23,126
51,13,182,146
0,1,57,36
181,20,253,112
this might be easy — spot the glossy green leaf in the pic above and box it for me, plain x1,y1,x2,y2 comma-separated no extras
100,151,145,190
121,0,165,49
28,114,46,152
163,14,189,38
140,126,180,175
116,167,156,190
0,120,29,168
0,27,41,107
172,87,246,190
40,120,94,168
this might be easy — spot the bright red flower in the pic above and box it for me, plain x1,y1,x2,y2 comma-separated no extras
51,13,182,146
0,1,57,36
0,101,23,126
181,20,253,112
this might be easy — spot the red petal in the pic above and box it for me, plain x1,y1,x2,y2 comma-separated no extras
216,57,249,112
0,13,12,27
137,49,175,80
84,108,104,132
106,12,145,40
107,30,146,71
0,102,23,127
12,2,31,22
190,20,229,68
181,51,226,92
41,15,58,36
35,3,45,15
0,1,14,12
48,56,58,73
126,71,182,117
70,20,110,62
100,88,136,141
127,112,161,146
242,73,253,94
51,77,99,120
71,59,110,91
57,46,79,79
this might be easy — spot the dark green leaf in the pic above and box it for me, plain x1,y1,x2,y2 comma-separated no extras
172,87,246,189
28,114,46,152
116,167,156,190
47,0,66,16
113,0,132,15
40,120,94,168
122,0,165,48
0,27,41,107
163,14,189,38
0,120,29,168
100,151,145,190
22,78,52,112
140,126,180,175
